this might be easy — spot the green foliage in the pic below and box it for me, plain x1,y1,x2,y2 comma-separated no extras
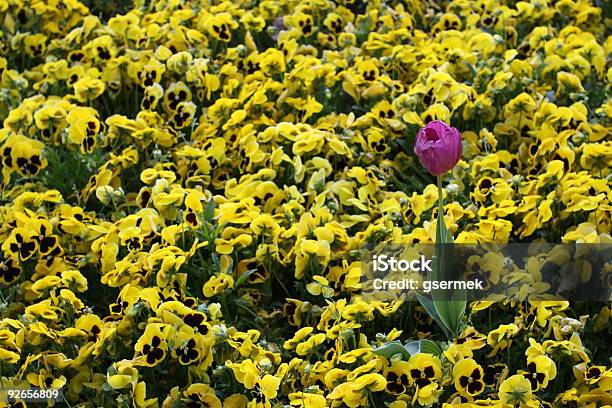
373,339,443,361
419,176,467,339
41,146,105,205
80,0,134,20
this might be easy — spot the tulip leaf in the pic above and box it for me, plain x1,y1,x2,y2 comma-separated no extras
417,339,443,356
372,340,412,361
432,205,466,338
431,236,466,339
404,339,443,357
373,339,443,361
421,177,468,339
403,341,420,356
415,292,452,339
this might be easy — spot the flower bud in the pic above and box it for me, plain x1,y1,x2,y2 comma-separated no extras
414,120,462,176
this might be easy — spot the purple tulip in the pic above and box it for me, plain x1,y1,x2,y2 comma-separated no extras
413,120,462,176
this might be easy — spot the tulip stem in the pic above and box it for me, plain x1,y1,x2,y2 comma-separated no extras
437,175,443,228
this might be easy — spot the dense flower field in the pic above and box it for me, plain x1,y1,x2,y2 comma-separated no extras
0,0,611,406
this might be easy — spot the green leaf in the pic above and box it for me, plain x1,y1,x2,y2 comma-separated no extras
415,292,452,339
404,339,443,356
434,300,466,338
403,341,420,356
464,62,478,79
372,341,412,361
427,177,467,339
405,179,467,340
203,198,216,222
417,339,443,356
431,236,466,338
235,269,258,287
374,339,444,361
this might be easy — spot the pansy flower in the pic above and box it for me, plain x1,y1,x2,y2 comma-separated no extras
499,374,533,406
2,134,47,176
3,228,38,260
172,332,201,365
453,358,485,397
181,384,222,408
208,13,239,42
66,106,101,153
406,353,442,389
134,324,171,367
384,360,411,395
521,355,557,391
0,256,21,285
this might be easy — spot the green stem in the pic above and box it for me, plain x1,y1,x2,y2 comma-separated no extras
437,175,444,240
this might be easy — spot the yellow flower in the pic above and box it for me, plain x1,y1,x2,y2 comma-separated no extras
258,374,281,400
23,33,47,57
207,13,239,42
73,76,105,102
407,353,443,388
288,392,326,407
226,359,260,389
487,324,520,357
453,358,485,397
203,273,235,298
182,384,222,408
557,71,585,94
283,327,313,350
26,369,67,389
107,364,139,389
134,324,171,367
66,106,100,153
295,333,326,356
1,134,47,176
383,360,411,395
295,239,331,279
306,275,334,298
499,374,533,406
141,83,164,111
413,382,440,406
522,355,557,391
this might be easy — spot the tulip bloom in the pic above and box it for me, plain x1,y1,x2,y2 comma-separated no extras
414,121,462,176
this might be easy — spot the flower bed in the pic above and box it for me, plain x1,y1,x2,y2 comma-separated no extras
0,0,610,407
